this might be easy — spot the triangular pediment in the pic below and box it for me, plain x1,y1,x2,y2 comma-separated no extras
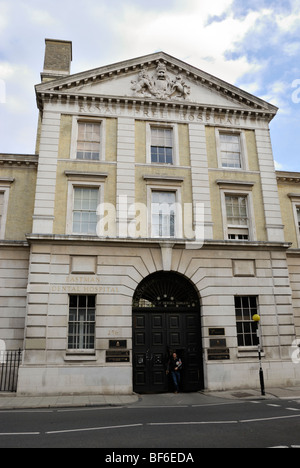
36,52,277,115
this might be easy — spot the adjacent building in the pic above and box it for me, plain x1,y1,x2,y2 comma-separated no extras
1,39,300,395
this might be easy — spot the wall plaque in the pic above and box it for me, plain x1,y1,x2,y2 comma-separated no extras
209,339,226,348
109,340,127,349
207,348,230,361
209,328,225,336
106,350,130,363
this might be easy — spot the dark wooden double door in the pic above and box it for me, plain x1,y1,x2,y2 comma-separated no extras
133,309,203,393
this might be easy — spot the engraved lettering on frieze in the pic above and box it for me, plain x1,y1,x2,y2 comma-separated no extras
51,285,119,293
74,99,250,126
131,62,191,100
50,276,119,293
74,95,257,128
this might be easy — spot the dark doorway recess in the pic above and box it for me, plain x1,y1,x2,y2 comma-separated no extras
132,271,204,394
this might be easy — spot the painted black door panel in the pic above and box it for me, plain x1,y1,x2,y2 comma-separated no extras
133,309,203,393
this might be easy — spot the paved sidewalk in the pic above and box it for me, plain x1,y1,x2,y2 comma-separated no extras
206,386,300,401
1,386,300,410
0,393,139,410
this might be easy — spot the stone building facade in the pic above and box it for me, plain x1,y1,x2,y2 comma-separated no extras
1,39,300,395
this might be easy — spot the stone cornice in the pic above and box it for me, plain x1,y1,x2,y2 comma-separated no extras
276,171,300,184
0,240,29,248
35,90,276,124
25,234,291,251
0,153,38,168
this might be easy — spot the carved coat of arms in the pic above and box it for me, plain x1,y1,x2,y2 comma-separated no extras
131,62,191,100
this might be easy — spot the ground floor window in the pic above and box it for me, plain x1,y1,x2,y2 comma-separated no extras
235,296,259,347
68,295,96,350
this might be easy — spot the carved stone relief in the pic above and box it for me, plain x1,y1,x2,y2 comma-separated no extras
131,62,191,100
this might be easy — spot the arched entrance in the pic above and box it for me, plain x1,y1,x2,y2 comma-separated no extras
132,271,204,393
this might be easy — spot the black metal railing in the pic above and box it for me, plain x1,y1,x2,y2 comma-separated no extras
0,349,22,392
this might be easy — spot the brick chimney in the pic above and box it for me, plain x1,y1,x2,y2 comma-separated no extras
41,38,72,82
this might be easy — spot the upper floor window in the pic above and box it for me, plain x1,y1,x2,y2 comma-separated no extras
151,191,176,237
220,133,241,168
73,187,99,234
225,195,249,240
77,122,101,161
218,180,256,242
0,181,12,240
289,196,300,247
296,206,300,233
0,192,4,230
66,172,107,236
151,127,173,164
216,129,249,170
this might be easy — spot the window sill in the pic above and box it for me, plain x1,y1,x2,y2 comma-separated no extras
64,351,96,362
143,174,185,183
221,166,243,171
216,179,255,188
237,347,264,358
64,170,108,179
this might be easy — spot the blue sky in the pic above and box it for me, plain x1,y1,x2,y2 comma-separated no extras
0,0,300,170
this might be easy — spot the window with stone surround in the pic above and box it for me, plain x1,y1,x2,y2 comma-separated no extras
146,123,179,165
296,206,300,233
151,191,176,237
235,296,259,347
151,127,173,164
218,180,255,242
0,192,4,233
220,133,241,168
72,187,99,234
288,195,300,247
294,204,300,247
68,295,96,350
77,122,101,160
215,129,248,170
0,183,11,240
225,195,249,240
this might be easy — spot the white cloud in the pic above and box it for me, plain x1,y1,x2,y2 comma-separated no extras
104,1,264,84
273,158,294,173
282,42,300,57
0,62,34,86
6,95,29,114
29,8,58,26
260,79,296,116
275,10,300,33
0,61,35,114
0,62,17,80
274,160,284,170
0,1,9,32
0,0,299,166
237,80,261,95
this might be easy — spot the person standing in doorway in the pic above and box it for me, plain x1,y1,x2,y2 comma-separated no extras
167,352,182,393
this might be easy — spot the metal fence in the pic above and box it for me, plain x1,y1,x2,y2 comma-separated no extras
0,349,22,392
